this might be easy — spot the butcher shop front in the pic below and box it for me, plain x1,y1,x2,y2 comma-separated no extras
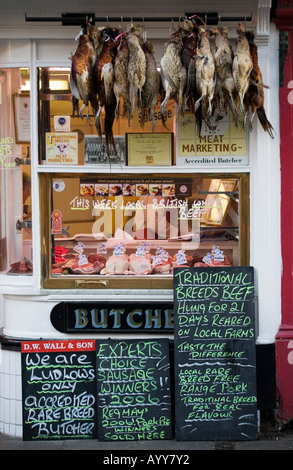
0,0,282,441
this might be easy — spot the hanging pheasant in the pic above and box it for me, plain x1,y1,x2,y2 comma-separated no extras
160,24,187,117
244,30,274,138
92,27,119,159
194,26,216,125
69,25,104,122
140,40,162,132
232,24,253,113
113,33,130,119
126,24,146,122
210,26,238,125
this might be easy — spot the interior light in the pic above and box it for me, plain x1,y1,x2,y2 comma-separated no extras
49,80,69,91
21,80,31,92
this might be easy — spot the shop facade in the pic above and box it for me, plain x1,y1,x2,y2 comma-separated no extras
0,0,283,438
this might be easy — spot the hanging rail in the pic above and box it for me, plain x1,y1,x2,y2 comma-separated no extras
25,12,252,26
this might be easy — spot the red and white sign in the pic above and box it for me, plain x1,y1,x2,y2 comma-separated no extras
21,339,96,353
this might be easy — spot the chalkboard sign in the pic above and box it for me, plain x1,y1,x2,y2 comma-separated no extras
173,267,257,441
21,340,97,441
96,338,172,441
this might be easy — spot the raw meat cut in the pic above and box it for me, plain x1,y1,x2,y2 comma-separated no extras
152,259,172,274
172,250,193,269
209,254,231,266
101,245,129,274
102,254,129,274
129,255,151,274
88,253,107,264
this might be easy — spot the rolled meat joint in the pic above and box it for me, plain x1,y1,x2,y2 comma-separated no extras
151,247,172,274
209,254,231,267
152,260,172,274
200,246,232,267
102,245,129,275
172,250,193,269
129,245,152,274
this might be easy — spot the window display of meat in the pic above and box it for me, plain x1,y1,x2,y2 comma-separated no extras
51,250,106,275
9,258,33,274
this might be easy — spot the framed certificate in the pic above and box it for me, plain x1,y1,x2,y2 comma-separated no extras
13,94,30,144
126,133,174,166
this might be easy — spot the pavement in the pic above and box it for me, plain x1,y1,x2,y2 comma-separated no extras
1,421,293,455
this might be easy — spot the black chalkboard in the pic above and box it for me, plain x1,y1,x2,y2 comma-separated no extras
173,267,257,441
96,338,172,441
21,340,97,441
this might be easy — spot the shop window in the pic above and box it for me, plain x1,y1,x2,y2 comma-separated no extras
0,68,32,275
38,67,175,166
40,172,249,289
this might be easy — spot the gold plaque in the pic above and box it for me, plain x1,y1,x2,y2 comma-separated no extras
126,133,174,166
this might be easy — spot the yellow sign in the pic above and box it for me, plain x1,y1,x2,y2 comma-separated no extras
46,132,78,165
177,112,248,167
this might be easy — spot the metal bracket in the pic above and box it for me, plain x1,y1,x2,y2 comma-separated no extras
25,12,252,26
75,279,109,288
16,220,32,231
197,186,239,202
15,158,31,166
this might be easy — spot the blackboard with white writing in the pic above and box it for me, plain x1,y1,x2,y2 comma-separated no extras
173,266,257,441
96,338,172,441
21,340,97,441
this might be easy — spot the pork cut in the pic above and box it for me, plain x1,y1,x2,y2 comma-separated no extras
129,255,152,274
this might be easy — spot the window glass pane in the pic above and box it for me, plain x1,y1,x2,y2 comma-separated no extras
48,173,245,281
0,68,32,275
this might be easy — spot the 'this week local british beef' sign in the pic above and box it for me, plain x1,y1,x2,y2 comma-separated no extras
50,301,174,333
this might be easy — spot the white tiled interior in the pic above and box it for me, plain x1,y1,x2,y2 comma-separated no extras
0,347,22,437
